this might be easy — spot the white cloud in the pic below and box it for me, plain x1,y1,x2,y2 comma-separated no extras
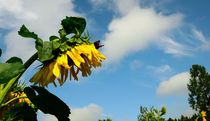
102,0,182,63
114,0,140,15
156,72,190,96
42,104,103,121
147,64,172,74
0,0,81,61
158,37,192,56
192,28,210,51
71,104,103,121
192,28,206,43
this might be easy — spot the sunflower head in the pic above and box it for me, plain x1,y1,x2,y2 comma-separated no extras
0,83,31,118
23,17,106,87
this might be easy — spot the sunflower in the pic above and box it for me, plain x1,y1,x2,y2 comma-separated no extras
0,91,31,117
7,91,30,104
30,43,106,86
201,111,207,121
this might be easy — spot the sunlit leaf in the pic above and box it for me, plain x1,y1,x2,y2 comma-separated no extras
52,38,61,50
24,86,70,121
0,62,24,84
61,16,86,35
18,25,38,39
59,43,70,52
18,25,44,53
38,42,54,62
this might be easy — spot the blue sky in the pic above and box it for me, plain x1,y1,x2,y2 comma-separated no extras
0,0,210,121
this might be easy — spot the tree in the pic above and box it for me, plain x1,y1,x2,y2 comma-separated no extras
187,64,210,120
98,118,112,121
138,106,166,121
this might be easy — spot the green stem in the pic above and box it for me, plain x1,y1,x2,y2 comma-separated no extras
0,52,38,106
16,52,38,82
23,52,38,69
1,96,27,108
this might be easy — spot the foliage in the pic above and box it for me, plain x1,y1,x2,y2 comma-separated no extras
167,114,200,121
18,17,89,63
138,106,167,121
187,64,210,120
0,57,24,84
0,16,104,121
98,118,112,121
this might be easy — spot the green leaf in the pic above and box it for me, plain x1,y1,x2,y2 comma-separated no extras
0,62,25,84
76,38,83,44
18,25,44,52
35,38,43,51
49,36,59,41
24,86,70,121
67,38,75,43
38,41,54,62
52,38,60,50
18,25,38,39
61,16,86,35
59,43,70,52
6,57,23,64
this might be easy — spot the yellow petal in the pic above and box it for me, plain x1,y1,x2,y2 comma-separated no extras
53,62,61,78
57,54,70,69
67,49,84,68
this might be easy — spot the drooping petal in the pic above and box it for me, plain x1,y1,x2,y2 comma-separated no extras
66,49,84,68
57,54,70,69
53,62,61,78
70,65,78,80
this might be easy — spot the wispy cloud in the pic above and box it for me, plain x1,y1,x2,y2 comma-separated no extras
147,64,172,74
99,0,182,63
158,37,192,56
192,28,207,43
192,28,210,51
156,72,190,96
0,0,81,61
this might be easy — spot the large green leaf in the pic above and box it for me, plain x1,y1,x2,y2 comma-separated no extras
24,86,70,121
0,58,25,84
61,16,86,35
6,57,23,64
18,25,44,53
38,41,54,62
18,25,38,39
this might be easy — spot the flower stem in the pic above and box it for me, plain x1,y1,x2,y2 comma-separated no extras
0,96,27,108
16,52,38,82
